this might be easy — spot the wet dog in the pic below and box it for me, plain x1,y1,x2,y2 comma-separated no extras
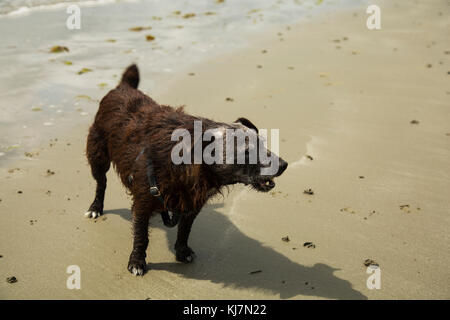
85,65,288,275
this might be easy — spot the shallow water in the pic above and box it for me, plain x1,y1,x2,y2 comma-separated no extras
0,0,363,163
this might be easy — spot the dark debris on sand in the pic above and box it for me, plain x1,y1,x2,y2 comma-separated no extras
364,259,379,267
249,270,262,275
6,276,18,284
303,242,316,249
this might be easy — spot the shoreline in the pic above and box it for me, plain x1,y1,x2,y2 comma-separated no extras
1,0,449,299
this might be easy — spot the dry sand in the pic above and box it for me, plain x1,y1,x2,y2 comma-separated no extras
1,0,449,299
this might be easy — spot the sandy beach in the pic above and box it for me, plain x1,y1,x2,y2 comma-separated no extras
1,0,449,299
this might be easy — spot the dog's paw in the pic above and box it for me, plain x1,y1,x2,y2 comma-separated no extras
127,258,147,276
84,210,102,219
176,246,196,263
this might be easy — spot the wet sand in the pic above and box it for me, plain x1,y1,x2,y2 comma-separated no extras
1,0,449,299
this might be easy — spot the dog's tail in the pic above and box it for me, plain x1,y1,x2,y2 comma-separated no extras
120,64,139,89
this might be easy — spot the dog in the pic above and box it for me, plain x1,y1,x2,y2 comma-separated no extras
85,64,288,276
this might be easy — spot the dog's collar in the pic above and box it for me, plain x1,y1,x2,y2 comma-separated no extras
133,147,181,228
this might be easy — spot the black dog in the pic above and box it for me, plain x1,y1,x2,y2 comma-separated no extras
85,65,288,275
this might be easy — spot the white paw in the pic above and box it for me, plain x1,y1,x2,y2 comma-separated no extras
131,267,145,276
84,211,101,219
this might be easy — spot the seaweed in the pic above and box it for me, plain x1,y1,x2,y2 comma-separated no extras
77,68,92,75
399,204,411,213
129,26,151,32
76,94,94,101
340,207,355,214
25,151,39,158
248,9,261,14
49,46,69,53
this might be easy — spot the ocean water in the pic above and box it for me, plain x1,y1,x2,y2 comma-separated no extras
0,0,363,162
0,0,115,15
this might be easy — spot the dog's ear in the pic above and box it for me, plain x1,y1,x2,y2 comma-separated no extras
234,117,258,133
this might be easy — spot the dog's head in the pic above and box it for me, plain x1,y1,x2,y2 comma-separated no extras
204,117,288,192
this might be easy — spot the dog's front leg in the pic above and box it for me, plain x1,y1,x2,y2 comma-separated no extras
128,201,150,276
175,211,199,263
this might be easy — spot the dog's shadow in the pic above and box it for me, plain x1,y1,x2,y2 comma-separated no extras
105,204,367,299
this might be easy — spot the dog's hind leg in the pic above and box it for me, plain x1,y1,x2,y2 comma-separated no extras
175,212,199,263
85,125,110,219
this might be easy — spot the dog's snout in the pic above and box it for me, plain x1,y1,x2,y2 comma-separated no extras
277,159,288,176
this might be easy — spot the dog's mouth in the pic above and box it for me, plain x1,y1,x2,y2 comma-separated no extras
252,177,276,192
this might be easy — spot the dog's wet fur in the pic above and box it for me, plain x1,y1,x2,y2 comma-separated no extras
85,65,288,276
